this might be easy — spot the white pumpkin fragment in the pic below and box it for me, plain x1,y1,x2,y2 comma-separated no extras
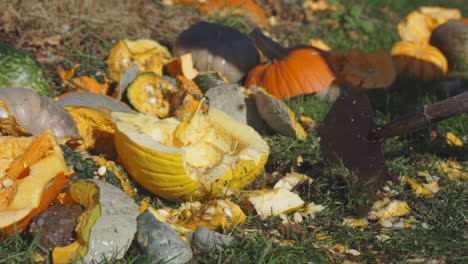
274,172,313,191
367,198,410,221
242,188,305,219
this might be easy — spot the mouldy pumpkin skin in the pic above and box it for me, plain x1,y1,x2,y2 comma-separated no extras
174,22,261,83
106,39,172,81
0,42,53,96
112,108,269,202
0,88,80,142
0,130,71,237
391,41,448,81
246,28,335,100
52,179,139,264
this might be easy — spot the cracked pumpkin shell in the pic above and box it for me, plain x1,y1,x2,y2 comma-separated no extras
112,108,269,201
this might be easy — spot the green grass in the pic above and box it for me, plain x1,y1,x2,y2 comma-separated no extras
1,0,468,263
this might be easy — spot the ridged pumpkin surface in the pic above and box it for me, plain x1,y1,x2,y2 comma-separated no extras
246,47,335,99
391,41,448,81
112,109,269,202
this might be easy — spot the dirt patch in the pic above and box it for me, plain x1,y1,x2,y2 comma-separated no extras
0,0,201,61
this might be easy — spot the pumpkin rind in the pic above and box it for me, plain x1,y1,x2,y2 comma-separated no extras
391,41,448,81
174,22,261,83
0,42,53,96
112,109,269,202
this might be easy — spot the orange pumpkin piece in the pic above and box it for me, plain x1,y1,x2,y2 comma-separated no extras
175,0,269,28
0,130,72,238
398,7,461,43
69,75,111,95
391,41,448,81
171,76,206,120
329,48,396,89
245,28,335,100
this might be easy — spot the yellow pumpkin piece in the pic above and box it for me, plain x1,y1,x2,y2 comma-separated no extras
242,188,305,219
126,72,175,117
0,131,70,235
106,39,172,81
165,53,199,80
303,202,326,217
161,199,246,231
308,39,331,51
112,108,269,202
273,172,313,191
405,178,439,197
367,198,410,220
398,7,461,42
64,106,116,157
446,132,463,147
342,218,369,228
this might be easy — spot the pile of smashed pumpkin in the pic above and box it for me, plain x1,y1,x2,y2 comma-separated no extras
0,3,467,263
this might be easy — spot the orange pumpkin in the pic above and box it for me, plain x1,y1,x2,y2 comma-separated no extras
391,41,448,81
245,28,335,99
175,0,269,28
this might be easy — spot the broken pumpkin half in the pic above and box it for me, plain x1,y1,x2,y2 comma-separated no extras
0,130,71,238
112,107,270,202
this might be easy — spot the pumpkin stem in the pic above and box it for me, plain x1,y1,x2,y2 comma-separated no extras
250,28,288,61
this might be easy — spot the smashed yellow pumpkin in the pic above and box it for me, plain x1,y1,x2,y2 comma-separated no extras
112,108,269,201
106,39,172,81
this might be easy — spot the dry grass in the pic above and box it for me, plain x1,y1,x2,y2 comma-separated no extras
0,0,200,52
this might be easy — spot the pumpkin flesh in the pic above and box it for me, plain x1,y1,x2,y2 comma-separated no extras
112,108,269,201
0,130,70,235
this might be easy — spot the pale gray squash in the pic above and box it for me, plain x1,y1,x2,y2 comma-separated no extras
0,87,79,140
